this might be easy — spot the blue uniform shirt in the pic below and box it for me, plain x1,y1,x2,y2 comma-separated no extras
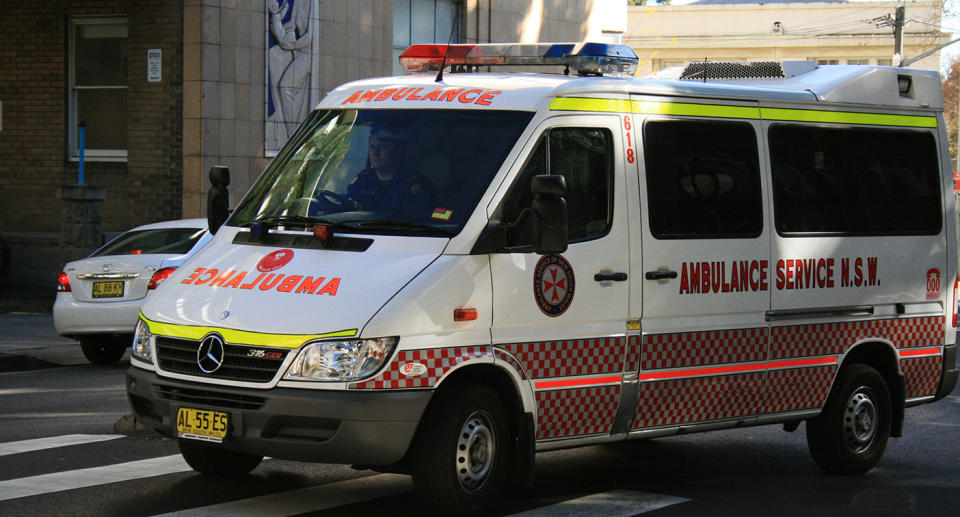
345,168,435,221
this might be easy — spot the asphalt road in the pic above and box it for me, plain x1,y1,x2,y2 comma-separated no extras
1,313,958,516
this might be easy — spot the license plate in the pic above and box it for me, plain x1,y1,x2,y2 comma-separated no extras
92,280,124,298
176,407,229,443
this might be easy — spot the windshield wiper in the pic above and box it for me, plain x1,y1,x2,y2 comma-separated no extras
339,219,454,236
248,215,358,234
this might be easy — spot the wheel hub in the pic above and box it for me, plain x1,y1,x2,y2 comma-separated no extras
844,388,877,454
455,410,496,494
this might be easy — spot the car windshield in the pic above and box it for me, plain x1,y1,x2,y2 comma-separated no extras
92,228,206,257
230,109,533,236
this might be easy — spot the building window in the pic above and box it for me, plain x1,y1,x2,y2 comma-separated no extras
847,59,869,65
393,0,461,75
69,17,128,161
817,59,839,65
878,58,893,66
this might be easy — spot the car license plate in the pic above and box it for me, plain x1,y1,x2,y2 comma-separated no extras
92,280,124,298
176,407,229,443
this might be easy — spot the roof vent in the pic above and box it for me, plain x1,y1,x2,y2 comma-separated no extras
679,60,817,81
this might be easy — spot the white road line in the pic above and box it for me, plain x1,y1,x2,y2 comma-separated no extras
0,412,120,419
151,473,413,517
507,489,690,517
0,434,124,456
0,387,125,395
0,454,191,502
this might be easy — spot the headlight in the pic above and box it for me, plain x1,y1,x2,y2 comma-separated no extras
132,319,153,362
284,337,398,381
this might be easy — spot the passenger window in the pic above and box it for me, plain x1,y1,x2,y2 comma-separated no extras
500,127,614,245
644,120,763,239
769,125,941,236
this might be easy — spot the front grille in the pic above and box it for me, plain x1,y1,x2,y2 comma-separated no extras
156,336,289,383
153,383,267,410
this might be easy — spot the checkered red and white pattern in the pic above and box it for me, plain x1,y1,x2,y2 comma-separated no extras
633,373,762,428
625,335,642,372
641,328,766,370
350,345,492,390
762,365,836,414
503,337,625,380
494,347,528,380
901,356,943,398
770,317,943,359
535,386,620,439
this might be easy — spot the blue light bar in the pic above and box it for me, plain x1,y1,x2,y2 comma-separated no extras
399,42,639,76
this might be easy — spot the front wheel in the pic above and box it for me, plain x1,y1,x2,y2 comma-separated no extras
178,439,262,476
411,385,510,516
806,364,891,474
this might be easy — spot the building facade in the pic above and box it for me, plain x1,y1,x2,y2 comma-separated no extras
627,0,951,75
0,0,625,284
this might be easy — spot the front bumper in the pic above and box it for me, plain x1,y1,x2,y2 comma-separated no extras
125,367,433,465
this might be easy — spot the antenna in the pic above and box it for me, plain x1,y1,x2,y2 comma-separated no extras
435,4,461,82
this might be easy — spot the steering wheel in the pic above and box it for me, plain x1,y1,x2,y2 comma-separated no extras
296,189,355,216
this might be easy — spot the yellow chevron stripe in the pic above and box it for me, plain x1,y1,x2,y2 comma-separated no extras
140,313,357,349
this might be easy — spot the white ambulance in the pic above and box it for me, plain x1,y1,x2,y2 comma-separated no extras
126,43,959,515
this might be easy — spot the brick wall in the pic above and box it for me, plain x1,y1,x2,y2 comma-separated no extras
0,0,183,235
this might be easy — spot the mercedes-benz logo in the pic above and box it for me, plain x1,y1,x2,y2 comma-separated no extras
197,334,226,374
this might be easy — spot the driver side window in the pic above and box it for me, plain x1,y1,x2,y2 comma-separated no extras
500,127,613,246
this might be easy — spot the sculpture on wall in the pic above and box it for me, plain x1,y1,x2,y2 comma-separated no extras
266,0,319,154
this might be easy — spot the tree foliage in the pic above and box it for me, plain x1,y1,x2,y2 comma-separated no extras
943,54,959,166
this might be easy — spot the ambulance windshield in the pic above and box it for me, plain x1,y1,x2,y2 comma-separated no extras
231,109,533,236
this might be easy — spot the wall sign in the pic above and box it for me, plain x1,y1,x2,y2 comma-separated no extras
147,49,162,82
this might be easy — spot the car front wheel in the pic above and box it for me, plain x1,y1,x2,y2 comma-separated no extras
411,384,510,516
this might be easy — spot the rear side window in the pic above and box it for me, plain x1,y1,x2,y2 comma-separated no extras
769,125,941,236
644,119,763,239
92,228,206,256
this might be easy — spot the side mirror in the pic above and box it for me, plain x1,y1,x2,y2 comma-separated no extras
207,166,230,235
531,174,567,254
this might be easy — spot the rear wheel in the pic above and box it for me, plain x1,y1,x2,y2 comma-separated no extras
178,439,262,476
80,336,127,365
806,364,891,474
411,384,510,516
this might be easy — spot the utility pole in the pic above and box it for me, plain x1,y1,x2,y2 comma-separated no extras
893,5,905,65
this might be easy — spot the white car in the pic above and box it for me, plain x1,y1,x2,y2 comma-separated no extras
54,218,212,364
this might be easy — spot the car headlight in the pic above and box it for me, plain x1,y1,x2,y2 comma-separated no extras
132,319,153,363
284,337,398,381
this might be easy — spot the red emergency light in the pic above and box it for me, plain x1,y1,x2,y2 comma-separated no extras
398,42,639,77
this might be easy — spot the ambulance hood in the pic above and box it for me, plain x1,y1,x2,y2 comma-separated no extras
141,227,447,337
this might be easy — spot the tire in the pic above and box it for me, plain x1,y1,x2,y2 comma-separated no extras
80,336,127,365
411,384,510,516
806,363,891,474
178,439,262,476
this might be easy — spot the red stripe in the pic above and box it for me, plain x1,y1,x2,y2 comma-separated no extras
637,362,766,381
899,347,941,358
767,357,837,369
636,357,837,381
535,375,622,390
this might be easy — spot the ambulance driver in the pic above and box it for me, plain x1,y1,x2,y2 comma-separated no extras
346,126,435,220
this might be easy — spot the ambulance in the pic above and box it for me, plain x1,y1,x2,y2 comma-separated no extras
125,43,959,515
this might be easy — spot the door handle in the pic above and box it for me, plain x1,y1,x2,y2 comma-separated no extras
645,270,677,280
594,272,628,282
